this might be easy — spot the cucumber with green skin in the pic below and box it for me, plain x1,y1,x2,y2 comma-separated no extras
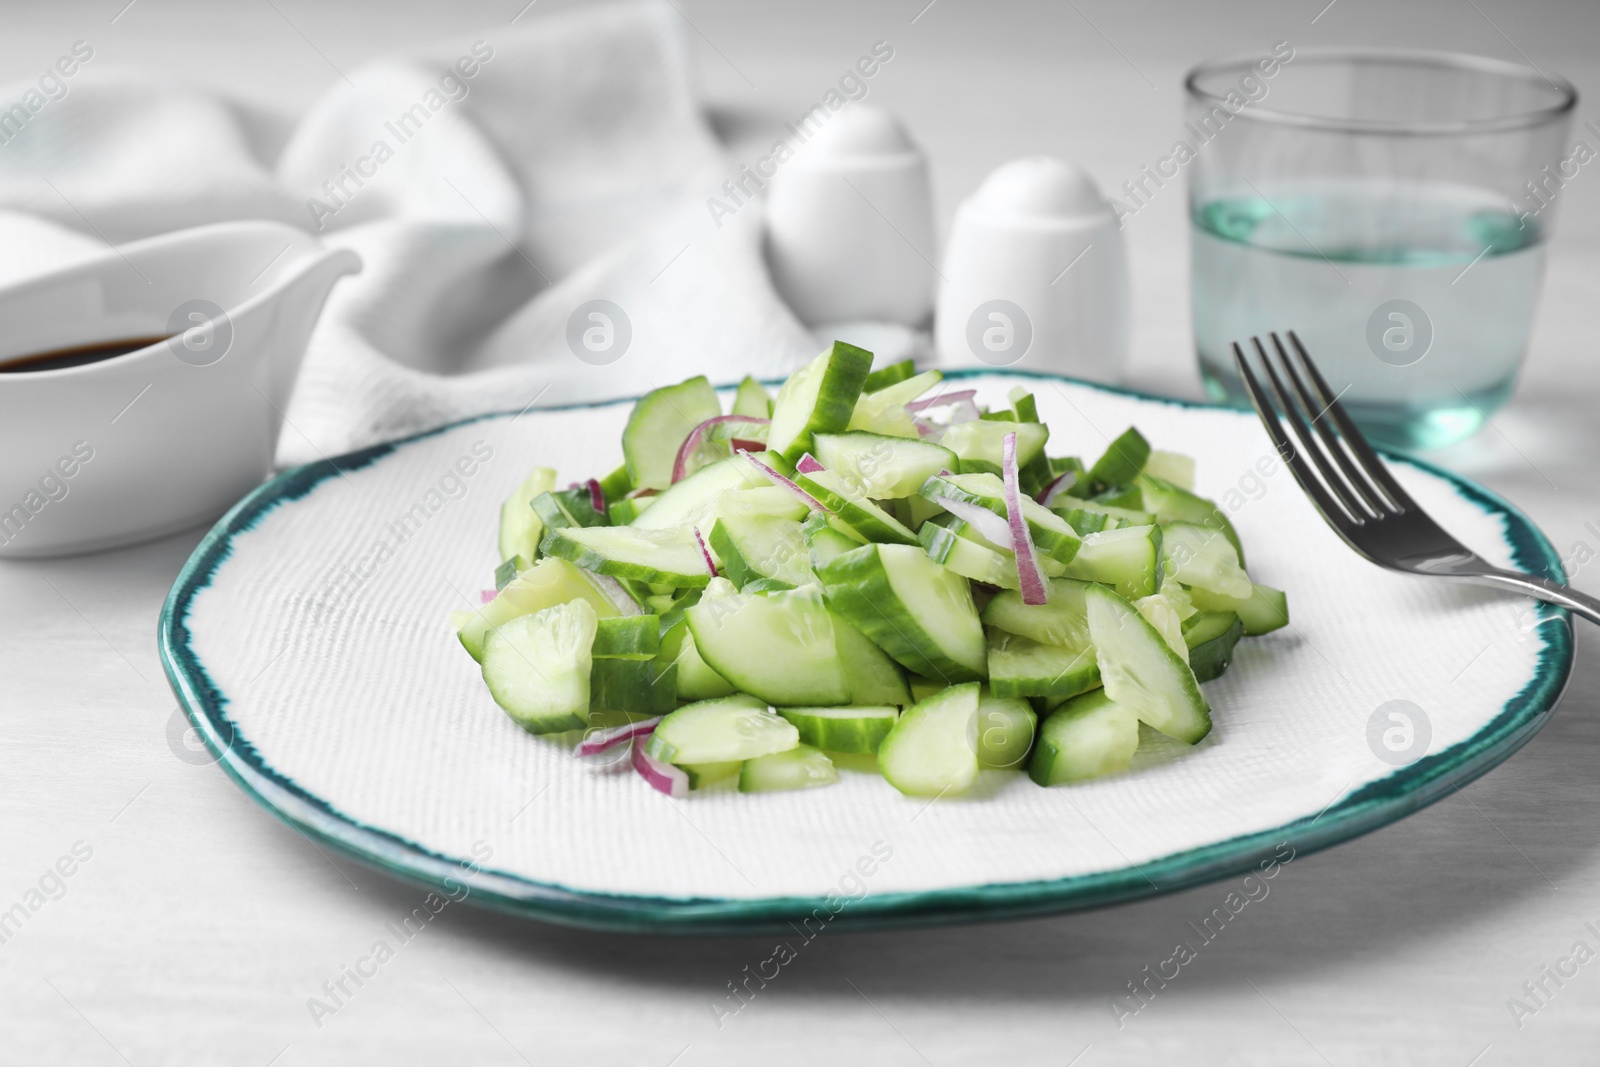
817,543,987,683
1085,584,1211,744
861,358,917,393
981,578,1094,648
542,525,712,587
686,579,851,706
683,761,743,790
1049,496,1156,529
1187,582,1289,635
877,682,982,797
1183,610,1245,682
597,463,632,503
740,744,838,792
833,615,912,705
732,375,773,419
776,706,898,753
768,342,875,462
533,487,606,531
919,519,1020,590
942,420,1048,475
976,690,1037,769
794,468,920,545
606,496,654,525
494,555,529,591
848,369,943,437
1029,690,1141,785
498,467,557,562
630,456,769,532
481,600,598,734
708,514,812,591
802,511,865,570
918,471,1081,564
591,655,677,715
592,614,660,659
986,629,1100,700
645,694,799,764
671,625,738,700
1138,473,1244,562
1061,525,1163,601
623,376,722,491
1160,522,1253,599
1085,427,1151,490
811,431,957,500
457,557,620,662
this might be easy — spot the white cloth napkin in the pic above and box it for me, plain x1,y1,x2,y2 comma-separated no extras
0,0,819,465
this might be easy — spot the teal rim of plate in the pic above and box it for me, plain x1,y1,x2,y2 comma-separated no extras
158,369,1574,935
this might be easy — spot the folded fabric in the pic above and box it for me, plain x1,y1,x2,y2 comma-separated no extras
0,0,819,466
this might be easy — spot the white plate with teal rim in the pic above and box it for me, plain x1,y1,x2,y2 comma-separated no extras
159,371,1573,933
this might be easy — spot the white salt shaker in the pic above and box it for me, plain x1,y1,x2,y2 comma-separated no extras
934,157,1128,383
764,106,936,327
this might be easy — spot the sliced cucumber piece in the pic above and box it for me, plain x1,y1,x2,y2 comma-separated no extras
834,616,912,705
1029,690,1140,785
986,629,1100,700
1085,427,1150,490
630,456,768,532
918,472,1080,564
1186,582,1289,635
708,514,812,591
543,525,712,587
597,463,632,502
591,656,677,714
803,511,866,570
794,468,918,545
713,485,809,524
683,761,743,790
776,706,899,754
732,375,773,419
1085,584,1210,744
1134,593,1190,663
645,694,799,764
981,578,1092,648
848,369,943,437
739,744,838,792
498,466,557,562
918,520,1020,590
1183,610,1245,682
686,579,850,705
1143,451,1195,490
1160,521,1252,599
976,691,1037,769
907,675,944,703
481,600,598,734
941,420,1048,475
532,487,606,531
1050,496,1156,529
494,555,528,591
817,543,987,682
877,682,981,797
862,358,916,393
811,431,957,500
768,342,874,462
592,614,660,659
1138,474,1243,562
623,376,722,491
672,626,738,700
1061,524,1163,601
457,557,619,662
606,496,653,525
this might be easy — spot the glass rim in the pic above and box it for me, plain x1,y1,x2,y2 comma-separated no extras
1184,47,1577,136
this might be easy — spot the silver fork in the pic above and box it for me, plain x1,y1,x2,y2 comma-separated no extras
1232,331,1600,626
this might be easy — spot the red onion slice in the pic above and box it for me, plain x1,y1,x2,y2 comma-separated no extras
1002,431,1049,606
584,571,645,616
585,478,606,515
480,589,497,604
633,742,689,798
693,526,718,576
740,450,828,512
928,494,1012,548
672,415,772,484
1037,470,1079,507
906,388,977,413
796,453,825,474
577,716,661,758
729,438,767,452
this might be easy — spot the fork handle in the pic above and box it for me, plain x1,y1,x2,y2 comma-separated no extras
1458,569,1600,627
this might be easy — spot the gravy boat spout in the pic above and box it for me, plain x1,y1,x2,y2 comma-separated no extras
0,221,361,558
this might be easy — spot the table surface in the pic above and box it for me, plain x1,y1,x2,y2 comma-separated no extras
4,1,1600,1063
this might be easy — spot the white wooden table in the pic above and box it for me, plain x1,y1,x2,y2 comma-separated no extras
3,1,1598,1062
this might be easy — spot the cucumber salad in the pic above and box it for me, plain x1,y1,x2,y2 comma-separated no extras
452,342,1288,798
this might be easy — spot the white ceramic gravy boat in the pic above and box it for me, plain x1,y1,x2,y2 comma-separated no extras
0,221,360,557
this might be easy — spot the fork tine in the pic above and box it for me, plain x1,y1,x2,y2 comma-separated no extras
1231,341,1356,534
1267,333,1389,518
1285,330,1416,513
1250,336,1370,524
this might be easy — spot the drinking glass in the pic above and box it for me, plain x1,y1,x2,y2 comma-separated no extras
1185,49,1577,450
